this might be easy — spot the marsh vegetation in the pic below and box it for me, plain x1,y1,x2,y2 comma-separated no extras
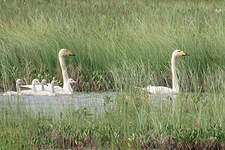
1,93,225,149
0,0,225,149
0,0,225,92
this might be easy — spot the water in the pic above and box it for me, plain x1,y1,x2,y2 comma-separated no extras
0,92,116,119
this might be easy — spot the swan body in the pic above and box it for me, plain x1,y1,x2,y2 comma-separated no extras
142,50,189,95
20,79,40,96
54,78,77,95
58,49,75,93
21,79,47,91
33,80,58,96
3,79,24,96
34,79,76,96
41,79,47,91
141,85,176,95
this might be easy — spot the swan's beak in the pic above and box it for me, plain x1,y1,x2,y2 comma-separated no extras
180,51,189,56
67,50,75,56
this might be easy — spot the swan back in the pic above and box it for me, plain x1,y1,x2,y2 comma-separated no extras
144,85,177,95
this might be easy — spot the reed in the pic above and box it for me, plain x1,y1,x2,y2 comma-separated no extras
0,0,225,92
0,92,225,149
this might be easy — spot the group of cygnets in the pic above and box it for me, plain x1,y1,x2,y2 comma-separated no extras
3,49,77,96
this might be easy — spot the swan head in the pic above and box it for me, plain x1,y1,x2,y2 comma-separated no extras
59,49,75,56
16,79,24,88
32,79,40,85
41,79,48,85
173,50,189,57
68,78,77,85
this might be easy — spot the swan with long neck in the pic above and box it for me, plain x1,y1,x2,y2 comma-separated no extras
3,79,24,96
20,49,76,94
58,49,75,92
142,50,189,95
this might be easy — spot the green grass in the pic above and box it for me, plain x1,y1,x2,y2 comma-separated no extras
0,0,225,92
0,93,225,149
1,0,225,148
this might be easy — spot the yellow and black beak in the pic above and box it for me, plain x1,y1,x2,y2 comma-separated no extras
180,51,189,56
67,50,75,56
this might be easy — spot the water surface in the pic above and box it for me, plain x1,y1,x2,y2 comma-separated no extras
0,92,116,119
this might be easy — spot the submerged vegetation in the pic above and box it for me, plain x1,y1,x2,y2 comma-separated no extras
0,0,225,92
1,0,225,149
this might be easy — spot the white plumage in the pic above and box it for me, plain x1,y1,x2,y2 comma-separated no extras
3,79,24,96
141,50,189,95
19,49,77,96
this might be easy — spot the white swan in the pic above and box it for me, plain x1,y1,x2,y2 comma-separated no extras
58,49,75,92
3,79,24,96
141,50,189,95
31,79,75,96
21,79,47,90
33,80,58,96
54,78,77,95
41,79,47,91
20,49,76,94
20,79,40,96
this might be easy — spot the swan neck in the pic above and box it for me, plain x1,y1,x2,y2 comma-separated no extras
171,55,179,92
32,84,37,93
59,54,70,89
16,85,21,93
51,84,55,93
67,84,73,93
41,85,44,91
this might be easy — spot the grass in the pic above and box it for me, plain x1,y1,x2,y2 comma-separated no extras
0,0,225,92
1,0,225,149
0,92,225,149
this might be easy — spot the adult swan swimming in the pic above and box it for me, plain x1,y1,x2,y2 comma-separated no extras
22,49,75,95
57,48,75,94
142,50,189,95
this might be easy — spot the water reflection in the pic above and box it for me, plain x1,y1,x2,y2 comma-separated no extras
0,92,116,118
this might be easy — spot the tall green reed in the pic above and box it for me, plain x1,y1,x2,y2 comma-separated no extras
0,0,225,92
0,92,225,149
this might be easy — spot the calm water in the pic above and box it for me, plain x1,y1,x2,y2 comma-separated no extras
0,92,116,119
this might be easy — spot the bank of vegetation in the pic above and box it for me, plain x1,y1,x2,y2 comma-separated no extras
0,0,225,149
1,93,225,149
0,0,225,92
